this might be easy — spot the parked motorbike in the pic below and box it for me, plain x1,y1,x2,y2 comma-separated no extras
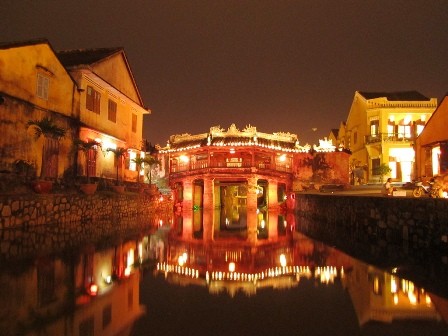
412,180,443,198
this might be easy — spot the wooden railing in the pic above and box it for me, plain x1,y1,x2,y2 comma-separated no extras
171,160,292,174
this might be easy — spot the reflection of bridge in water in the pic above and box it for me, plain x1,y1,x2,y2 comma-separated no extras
154,232,448,327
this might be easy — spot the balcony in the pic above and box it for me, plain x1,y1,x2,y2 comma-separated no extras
365,133,415,145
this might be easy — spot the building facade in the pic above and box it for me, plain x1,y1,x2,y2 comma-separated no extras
415,94,448,188
0,39,77,179
344,91,437,184
57,48,150,185
0,39,150,191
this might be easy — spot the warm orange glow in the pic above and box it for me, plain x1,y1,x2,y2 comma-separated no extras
88,283,98,296
229,262,236,272
179,155,189,163
391,276,397,293
279,254,287,267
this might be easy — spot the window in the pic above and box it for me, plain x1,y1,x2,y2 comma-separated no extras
387,119,395,137
353,131,358,145
86,86,101,114
415,119,426,137
370,120,379,137
129,151,137,171
36,73,49,100
132,113,137,133
398,124,411,139
108,100,117,122
398,117,412,139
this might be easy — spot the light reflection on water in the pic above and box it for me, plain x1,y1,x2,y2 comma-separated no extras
0,226,447,335
132,232,448,336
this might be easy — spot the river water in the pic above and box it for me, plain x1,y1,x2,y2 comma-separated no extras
130,233,448,336
1,228,447,335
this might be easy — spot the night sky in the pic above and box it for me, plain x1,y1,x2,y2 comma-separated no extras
2,1,448,146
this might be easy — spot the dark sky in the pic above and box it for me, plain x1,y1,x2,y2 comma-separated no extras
2,1,448,146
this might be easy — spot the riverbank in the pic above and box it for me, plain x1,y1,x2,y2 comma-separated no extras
0,191,173,261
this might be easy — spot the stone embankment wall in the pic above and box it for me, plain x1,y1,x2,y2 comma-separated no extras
295,194,448,261
0,192,173,260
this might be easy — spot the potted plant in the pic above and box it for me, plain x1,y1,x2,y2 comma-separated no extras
74,138,101,195
107,147,127,193
373,163,392,183
27,116,66,193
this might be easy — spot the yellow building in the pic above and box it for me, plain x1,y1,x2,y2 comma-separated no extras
0,38,150,191
57,48,150,184
0,39,77,179
344,91,437,184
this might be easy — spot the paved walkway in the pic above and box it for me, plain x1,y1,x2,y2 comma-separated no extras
304,183,413,197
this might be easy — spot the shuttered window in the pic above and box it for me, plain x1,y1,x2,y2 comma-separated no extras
86,86,101,114
108,99,117,122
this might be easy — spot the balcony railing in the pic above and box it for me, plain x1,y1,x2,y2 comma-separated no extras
365,133,415,144
171,159,292,174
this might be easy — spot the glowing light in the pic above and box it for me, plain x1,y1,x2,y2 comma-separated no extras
391,276,397,293
229,262,236,272
279,254,287,267
279,154,286,162
229,148,235,154
104,141,116,151
408,291,417,305
178,252,188,266
88,283,98,296
179,155,189,163
404,115,411,124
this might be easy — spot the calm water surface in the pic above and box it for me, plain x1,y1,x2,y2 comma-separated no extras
131,233,448,336
1,231,447,335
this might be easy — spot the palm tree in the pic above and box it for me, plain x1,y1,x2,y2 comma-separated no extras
27,116,66,179
143,155,161,185
74,138,101,184
107,147,127,185
131,156,145,184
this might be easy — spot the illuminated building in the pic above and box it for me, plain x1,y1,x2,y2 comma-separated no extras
342,259,444,326
342,91,437,183
0,39,76,178
415,94,448,192
0,240,145,336
158,124,350,242
0,39,149,186
57,47,150,184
